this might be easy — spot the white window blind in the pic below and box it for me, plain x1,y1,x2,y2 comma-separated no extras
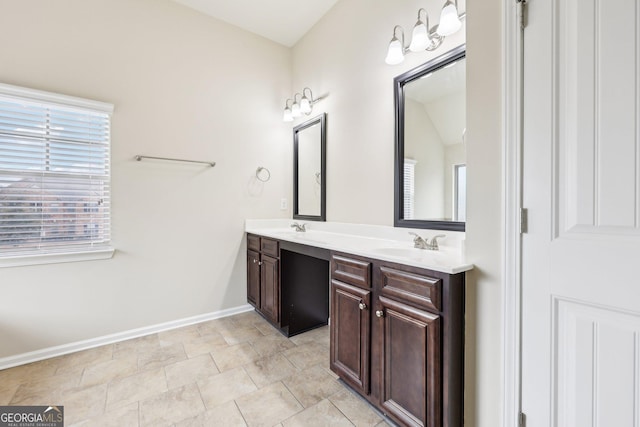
0,84,113,257
403,159,416,220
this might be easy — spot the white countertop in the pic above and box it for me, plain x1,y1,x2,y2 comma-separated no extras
245,219,473,275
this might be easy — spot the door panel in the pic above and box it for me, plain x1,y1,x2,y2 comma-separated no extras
556,0,640,234
330,280,371,394
247,249,260,307
378,295,440,427
260,255,279,324
522,0,640,425
554,298,640,426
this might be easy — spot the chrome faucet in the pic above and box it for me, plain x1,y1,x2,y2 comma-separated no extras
291,222,306,232
409,232,445,250
409,232,429,249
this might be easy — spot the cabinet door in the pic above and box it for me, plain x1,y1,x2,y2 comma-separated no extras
247,250,260,307
330,279,371,394
378,296,441,427
260,254,279,324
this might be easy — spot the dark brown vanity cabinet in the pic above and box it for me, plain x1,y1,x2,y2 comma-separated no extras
330,254,372,395
246,234,280,325
260,253,279,324
330,253,465,427
247,248,260,307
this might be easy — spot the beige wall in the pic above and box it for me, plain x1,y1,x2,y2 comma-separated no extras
465,0,504,426
291,0,502,426
0,0,292,357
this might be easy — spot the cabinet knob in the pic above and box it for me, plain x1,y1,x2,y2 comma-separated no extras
258,261,263,266
359,302,367,310
375,310,384,318
253,259,257,263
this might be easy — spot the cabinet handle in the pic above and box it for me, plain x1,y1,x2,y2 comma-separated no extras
258,261,263,266
375,310,384,318
253,259,257,263
358,302,367,310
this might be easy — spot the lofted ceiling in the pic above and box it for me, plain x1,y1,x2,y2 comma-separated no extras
171,0,340,47
405,58,466,146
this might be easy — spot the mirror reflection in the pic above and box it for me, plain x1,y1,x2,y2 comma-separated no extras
293,113,326,221
404,57,466,221
395,47,466,231
297,122,321,215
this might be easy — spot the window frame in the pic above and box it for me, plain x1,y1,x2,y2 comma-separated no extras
453,163,466,222
0,83,114,267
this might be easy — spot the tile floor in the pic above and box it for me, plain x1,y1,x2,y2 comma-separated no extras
0,311,391,426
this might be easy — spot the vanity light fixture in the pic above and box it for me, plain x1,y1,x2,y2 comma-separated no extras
291,93,302,118
385,26,406,65
299,88,314,114
438,0,463,36
282,87,322,122
409,10,431,52
385,0,465,65
283,99,294,122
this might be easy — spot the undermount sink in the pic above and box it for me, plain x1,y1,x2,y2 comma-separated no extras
272,231,327,245
371,247,442,259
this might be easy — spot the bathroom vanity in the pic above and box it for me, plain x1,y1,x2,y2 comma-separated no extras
245,220,472,427
330,252,464,427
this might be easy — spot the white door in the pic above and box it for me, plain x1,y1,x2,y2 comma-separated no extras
521,0,640,426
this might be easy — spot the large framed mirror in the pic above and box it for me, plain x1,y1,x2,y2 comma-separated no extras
293,113,326,221
394,45,466,231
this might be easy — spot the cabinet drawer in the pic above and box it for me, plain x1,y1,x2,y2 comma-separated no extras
247,234,261,252
331,254,371,289
261,238,279,258
379,266,441,312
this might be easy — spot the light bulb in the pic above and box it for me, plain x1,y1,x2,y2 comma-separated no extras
437,1,462,36
291,102,301,118
409,21,430,52
300,97,312,114
385,37,404,65
283,107,293,122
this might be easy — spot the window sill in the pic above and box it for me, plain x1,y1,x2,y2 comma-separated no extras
0,247,115,268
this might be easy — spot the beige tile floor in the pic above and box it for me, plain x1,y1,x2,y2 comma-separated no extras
0,311,391,427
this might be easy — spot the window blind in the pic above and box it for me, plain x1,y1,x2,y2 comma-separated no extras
403,159,416,220
0,84,113,256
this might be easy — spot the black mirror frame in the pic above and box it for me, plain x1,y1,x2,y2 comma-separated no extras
293,113,326,221
394,45,466,231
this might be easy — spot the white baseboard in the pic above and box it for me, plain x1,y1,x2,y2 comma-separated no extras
0,304,254,371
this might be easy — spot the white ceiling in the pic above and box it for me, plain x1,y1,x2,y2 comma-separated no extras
172,0,340,47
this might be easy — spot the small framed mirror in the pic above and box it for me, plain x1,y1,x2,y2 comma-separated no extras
394,46,466,231
293,113,326,221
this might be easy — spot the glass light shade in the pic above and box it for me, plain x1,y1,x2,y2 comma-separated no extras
409,22,430,52
283,107,293,122
437,1,462,36
385,38,404,65
300,97,312,114
291,102,301,118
